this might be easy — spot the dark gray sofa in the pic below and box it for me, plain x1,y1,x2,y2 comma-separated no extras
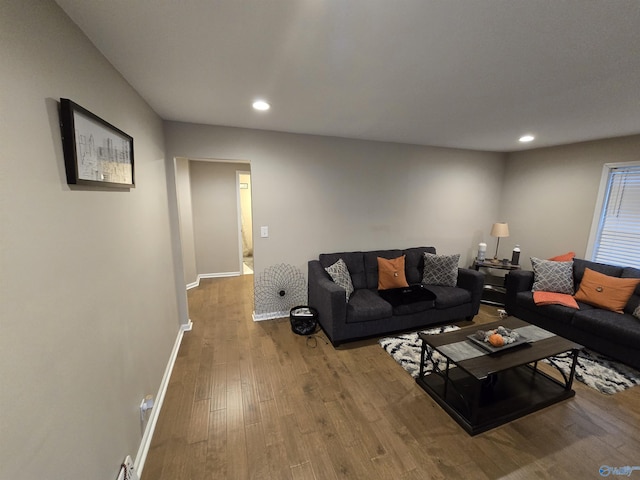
505,258,640,370
308,246,484,347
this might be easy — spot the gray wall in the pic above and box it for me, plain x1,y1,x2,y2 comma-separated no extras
502,134,640,262
175,157,198,286
1,2,180,479
189,160,249,275
165,122,508,291
6,3,636,475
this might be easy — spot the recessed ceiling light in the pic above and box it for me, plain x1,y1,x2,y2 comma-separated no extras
252,100,270,111
519,134,535,143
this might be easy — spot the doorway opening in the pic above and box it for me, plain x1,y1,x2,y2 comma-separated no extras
238,171,253,275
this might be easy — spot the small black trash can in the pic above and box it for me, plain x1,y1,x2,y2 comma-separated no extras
289,306,318,336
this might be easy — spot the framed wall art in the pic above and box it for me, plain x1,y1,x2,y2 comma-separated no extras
59,98,135,188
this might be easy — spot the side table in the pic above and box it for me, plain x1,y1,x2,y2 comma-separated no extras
472,260,521,306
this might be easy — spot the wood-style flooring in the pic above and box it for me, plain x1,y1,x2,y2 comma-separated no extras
142,275,640,479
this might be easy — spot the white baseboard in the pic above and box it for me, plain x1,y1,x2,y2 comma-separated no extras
253,310,289,321
134,319,193,477
199,271,240,279
187,272,241,290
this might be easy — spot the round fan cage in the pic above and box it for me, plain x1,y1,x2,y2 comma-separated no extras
254,263,307,317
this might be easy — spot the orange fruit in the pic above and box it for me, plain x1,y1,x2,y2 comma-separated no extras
488,333,504,347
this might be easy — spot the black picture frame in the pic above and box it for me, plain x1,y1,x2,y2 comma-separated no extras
59,98,135,188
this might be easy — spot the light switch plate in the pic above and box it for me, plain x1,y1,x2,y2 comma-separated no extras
260,226,269,238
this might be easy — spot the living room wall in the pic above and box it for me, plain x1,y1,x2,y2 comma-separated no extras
165,121,507,314
501,134,640,263
1,2,180,479
190,160,251,276
175,157,198,286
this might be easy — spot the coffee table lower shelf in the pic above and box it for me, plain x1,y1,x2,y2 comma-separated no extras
416,364,575,436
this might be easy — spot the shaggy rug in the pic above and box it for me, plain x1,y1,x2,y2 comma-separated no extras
379,326,640,395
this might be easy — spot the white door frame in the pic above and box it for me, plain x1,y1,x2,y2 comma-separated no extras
236,170,252,274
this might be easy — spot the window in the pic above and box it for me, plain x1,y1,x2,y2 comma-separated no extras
587,162,640,269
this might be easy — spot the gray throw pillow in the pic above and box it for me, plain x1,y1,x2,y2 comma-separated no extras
325,258,354,301
422,253,460,287
531,257,574,294
633,305,640,320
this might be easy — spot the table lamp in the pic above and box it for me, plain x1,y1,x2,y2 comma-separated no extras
490,222,509,260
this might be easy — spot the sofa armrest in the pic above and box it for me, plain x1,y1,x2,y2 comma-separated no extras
308,260,347,344
505,270,534,314
457,268,485,314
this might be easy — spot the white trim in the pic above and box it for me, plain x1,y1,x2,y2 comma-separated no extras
585,163,612,260
236,171,244,275
185,156,250,164
134,319,193,477
585,160,640,260
186,272,241,290
199,271,240,279
252,310,289,321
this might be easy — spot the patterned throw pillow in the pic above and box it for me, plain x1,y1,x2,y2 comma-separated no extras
325,258,354,301
634,305,640,320
531,257,574,294
422,253,460,287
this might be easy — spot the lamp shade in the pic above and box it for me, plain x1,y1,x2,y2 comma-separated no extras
490,222,510,238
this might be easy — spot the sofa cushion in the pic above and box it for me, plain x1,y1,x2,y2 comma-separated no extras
422,253,460,287
573,268,640,313
403,246,436,284
392,299,436,316
572,309,640,349
320,251,366,290
377,256,409,290
515,291,578,325
364,250,403,290
324,258,355,301
346,289,392,323
573,258,623,286
378,284,436,307
423,285,470,309
531,257,574,294
621,267,640,315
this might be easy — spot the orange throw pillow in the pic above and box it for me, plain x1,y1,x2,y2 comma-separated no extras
548,251,576,262
573,268,640,313
533,291,579,309
377,256,409,290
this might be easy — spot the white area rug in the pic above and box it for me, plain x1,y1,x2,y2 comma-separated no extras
379,326,640,395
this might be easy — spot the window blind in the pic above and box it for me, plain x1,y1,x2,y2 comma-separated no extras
592,165,640,269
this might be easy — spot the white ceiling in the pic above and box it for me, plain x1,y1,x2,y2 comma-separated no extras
55,0,640,152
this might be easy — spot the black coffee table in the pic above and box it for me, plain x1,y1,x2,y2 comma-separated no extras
416,317,583,435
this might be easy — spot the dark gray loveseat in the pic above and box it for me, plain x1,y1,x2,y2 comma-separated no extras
308,246,484,347
505,258,640,370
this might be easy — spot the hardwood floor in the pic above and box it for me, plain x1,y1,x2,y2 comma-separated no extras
142,275,640,479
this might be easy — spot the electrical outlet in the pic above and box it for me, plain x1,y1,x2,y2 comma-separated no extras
116,455,138,480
